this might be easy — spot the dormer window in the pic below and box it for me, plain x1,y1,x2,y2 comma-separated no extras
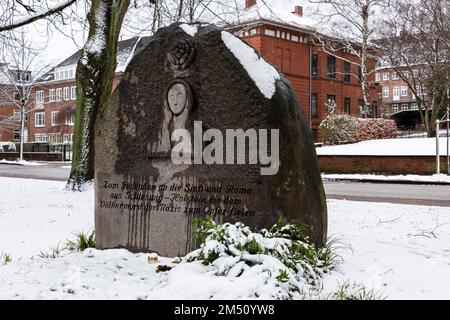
54,65,76,81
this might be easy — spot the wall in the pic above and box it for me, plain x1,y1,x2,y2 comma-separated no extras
318,155,448,175
0,152,64,162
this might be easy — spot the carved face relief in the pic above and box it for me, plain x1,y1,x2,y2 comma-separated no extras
167,83,188,115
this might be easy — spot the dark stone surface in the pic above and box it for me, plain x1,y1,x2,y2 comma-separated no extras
95,23,327,257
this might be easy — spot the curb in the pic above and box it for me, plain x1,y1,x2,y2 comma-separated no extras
322,177,450,186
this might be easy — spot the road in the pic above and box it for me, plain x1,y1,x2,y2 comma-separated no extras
1,164,450,206
323,181,450,207
0,163,70,181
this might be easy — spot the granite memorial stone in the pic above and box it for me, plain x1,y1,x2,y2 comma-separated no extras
95,23,327,257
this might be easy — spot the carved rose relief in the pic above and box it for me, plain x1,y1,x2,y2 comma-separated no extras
167,39,195,70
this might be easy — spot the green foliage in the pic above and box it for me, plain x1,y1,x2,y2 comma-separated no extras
66,231,96,252
331,281,386,300
38,244,64,259
185,216,342,296
1,252,12,265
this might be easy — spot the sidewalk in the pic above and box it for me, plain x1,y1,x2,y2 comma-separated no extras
322,173,450,185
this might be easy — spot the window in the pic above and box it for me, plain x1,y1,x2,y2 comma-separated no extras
311,93,318,118
393,87,400,100
343,62,351,82
36,91,44,104
13,109,21,121
401,86,408,97
392,104,399,113
71,86,76,100
35,112,45,127
413,70,419,78
13,129,20,140
54,65,76,81
383,72,389,81
49,89,55,102
51,111,59,126
41,134,48,142
63,87,69,101
63,134,70,143
65,114,75,126
264,29,275,36
392,72,399,80
56,88,62,101
311,54,318,77
327,55,336,79
35,134,42,142
49,133,61,143
383,88,389,98
344,98,351,114
411,103,418,110
375,73,381,82
403,71,409,79
401,104,409,111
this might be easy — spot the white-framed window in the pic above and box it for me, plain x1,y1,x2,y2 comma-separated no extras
49,133,61,143
35,112,45,127
13,129,20,140
54,65,76,81
413,70,419,78
41,133,48,142
411,103,418,110
51,111,59,126
291,35,299,42
392,72,399,80
56,88,62,101
401,104,409,111
63,134,70,143
383,72,389,81
401,86,408,97
70,86,76,100
393,87,400,100
392,104,399,113
13,109,21,121
403,71,409,78
375,73,381,82
36,90,44,104
49,89,55,102
35,134,42,142
65,114,75,126
63,87,69,101
383,88,389,98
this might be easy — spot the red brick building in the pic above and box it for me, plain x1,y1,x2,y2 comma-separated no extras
230,0,381,140
26,37,140,144
375,65,423,129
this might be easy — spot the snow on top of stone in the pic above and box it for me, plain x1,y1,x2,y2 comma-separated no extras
238,0,317,32
221,31,280,99
179,24,199,37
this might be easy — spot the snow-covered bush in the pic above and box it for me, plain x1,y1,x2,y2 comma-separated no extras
355,119,397,142
320,115,397,145
181,217,339,299
319,113,357,145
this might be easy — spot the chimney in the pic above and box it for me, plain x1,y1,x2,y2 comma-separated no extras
245,0,257,9
293,6,303,17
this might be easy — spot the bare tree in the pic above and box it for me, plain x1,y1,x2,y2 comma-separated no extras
310,0,390,116
378,0,450,137
0,31,51,160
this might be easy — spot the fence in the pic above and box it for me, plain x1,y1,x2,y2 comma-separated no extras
0,142,72,162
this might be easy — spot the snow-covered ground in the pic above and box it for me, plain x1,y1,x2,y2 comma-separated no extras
1,177,449,300
316,138,449,156
0,159,45,166
322,173,450,184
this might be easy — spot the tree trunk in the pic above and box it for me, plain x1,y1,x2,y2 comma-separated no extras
360,3,371,117
68,0,130,190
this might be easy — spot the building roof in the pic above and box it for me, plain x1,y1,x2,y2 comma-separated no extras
234,0,317,33
41,36,145,82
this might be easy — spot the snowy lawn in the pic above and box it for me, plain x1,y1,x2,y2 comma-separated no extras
322,173,450,184
1,177,450,300
0,159,45,166
316,138,448,156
